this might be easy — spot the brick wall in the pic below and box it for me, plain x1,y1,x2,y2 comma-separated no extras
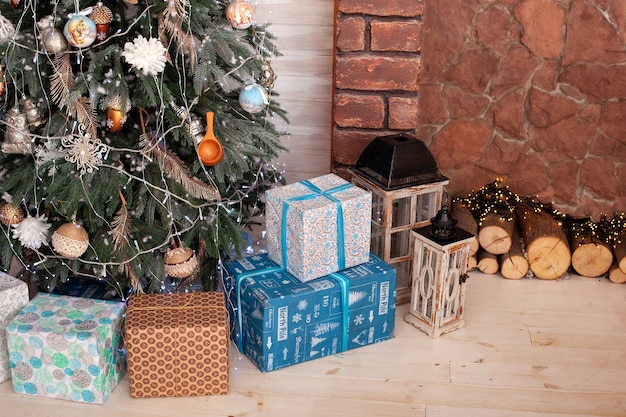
333,0,424,171
332,0,626,219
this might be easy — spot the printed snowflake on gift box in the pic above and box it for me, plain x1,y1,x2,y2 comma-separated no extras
292,312,302,323
297,299,308,311
354,314,364,326
61,124,107,175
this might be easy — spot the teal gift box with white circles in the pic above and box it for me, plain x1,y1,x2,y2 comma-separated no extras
5,293,126,404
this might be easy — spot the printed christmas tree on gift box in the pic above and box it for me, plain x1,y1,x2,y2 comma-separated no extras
0,0,288,295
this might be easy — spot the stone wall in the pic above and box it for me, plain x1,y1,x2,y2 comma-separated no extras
333,0,626,219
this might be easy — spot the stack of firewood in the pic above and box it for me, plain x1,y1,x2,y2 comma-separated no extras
452,182,626,283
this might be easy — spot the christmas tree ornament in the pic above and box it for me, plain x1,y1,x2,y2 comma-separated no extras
226,0,255,30
0,12,15,41
260,60,277,90
1,107,31,155
0,67,5,97
188,113,205,143
61,123,107,175
37,16,68,54
63,14,97,48
0,201,24,226
163,245,198,279
8,0,19,9
239,82,269,114
90,2,113,42
105,95,128,133
51,222,90,258
20,97,43,128
122,35,168,76
11,213,51,250
197,112,223,166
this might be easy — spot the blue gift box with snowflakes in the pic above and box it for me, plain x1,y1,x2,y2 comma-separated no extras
222,253,396,372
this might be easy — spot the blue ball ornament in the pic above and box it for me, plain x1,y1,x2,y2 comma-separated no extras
63,15,97,48
238,82,269,114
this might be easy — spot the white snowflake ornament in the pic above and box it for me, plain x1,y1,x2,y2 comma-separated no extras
122,35,168,76
61,124,107,175
12,213,51,250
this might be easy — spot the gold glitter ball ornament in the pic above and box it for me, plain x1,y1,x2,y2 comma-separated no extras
51,222,90,258
163,246,198,279
0,202,24,226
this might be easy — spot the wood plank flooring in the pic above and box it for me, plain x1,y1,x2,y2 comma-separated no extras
1,271,625,416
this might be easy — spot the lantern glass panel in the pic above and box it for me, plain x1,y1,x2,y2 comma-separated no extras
392,196,412,228
371,223,385,255
416,192,437,224
390,229,411,258
371,192,385,226
393,259,411,293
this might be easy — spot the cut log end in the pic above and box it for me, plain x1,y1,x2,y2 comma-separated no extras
571,241,613,278
608,262,626,284
477,250,499,274
499,253,529,280
526,238,571,280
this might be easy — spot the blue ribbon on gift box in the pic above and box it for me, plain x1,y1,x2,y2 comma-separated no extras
280,180,352,274
235,267,350,355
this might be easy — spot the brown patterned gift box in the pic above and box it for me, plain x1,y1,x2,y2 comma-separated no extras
125,292,229,398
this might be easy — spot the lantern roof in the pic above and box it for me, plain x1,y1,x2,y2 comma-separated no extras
354,134,447,190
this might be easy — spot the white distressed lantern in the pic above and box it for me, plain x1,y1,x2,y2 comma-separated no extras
351,135,448,303
404,205,475,337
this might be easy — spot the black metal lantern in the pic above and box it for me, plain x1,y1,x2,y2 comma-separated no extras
350,134,449,303
430,205,458,240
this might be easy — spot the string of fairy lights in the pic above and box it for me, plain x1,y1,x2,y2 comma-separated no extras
453,178,626,248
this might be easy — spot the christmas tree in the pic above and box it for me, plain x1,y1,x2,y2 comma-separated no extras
0,0,288,296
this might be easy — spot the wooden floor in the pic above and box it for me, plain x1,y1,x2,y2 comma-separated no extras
1,271,625,417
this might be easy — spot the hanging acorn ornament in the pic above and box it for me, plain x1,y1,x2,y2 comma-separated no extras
90,2,113,42
105,95,128,133
37,16,68,55
225,0,255,30
163,245,199,279
197,111,223,166
51,222,90,258
0,201,23,226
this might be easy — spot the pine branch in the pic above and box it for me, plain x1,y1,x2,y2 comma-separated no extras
138,134,220,201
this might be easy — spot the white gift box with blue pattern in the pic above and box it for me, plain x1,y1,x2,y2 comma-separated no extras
0,272,30,383
265,173,372,282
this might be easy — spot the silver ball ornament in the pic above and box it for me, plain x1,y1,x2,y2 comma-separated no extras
37,16,68,54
